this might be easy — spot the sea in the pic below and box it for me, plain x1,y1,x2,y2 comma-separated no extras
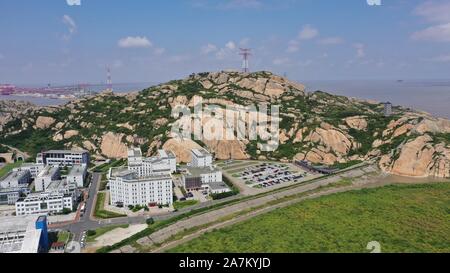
1,80,450,119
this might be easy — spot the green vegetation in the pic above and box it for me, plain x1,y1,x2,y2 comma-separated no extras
169,183,450,253
86,224,129,242
173,200,199,210
94,192,126,219
93,159,126,173
331,160,362,170
57,231,71,243
0,161,23,179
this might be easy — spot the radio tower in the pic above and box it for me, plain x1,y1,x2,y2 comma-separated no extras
239,48,252,73
106,66,113,91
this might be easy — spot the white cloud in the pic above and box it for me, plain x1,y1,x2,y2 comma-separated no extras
298,25,319,40
318,37,344,45
62,15,77,41
66,0,81,6
201,43,218,54
118,36,152,48
414,1,450,23
413,2,450,43
411,22,450,42
353,43,366,58
225,41,237,50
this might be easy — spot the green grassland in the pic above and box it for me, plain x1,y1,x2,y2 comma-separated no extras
94,192,126,219
0,161,23,178
168,183,450,253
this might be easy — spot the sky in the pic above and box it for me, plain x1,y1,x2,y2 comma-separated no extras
0,0,450,85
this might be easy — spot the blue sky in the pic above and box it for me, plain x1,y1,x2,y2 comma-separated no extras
0,0,450,85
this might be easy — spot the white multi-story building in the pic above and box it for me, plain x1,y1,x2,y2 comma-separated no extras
190,148,213,168
13,163,45,178
15,193,73,216
0,215,49,253
66,164,87,188
35,166,60,192
109,168,173,207
15,180,77,216
128,148,177,177
0,170,31,189
182,166,223,191
36,150,89,166
0,188,21,205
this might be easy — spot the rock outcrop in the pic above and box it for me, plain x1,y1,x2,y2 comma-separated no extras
35,116,56,129
100,132,128,159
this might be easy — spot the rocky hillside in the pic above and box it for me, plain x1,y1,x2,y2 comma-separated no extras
1,71,450,178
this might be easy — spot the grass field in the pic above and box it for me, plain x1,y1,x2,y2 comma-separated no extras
168,183,450,253
174,200,199,210
0,161,23,178
86,224,129,242
94,192,126,219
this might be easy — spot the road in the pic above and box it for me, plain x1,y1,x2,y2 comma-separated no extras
64,163,377,249
116,165,380,252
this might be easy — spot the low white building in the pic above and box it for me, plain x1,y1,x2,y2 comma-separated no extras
182,166,223,191
128,148,177,177
0,169,31,189
109,168,173,207
13,163,45,178
66,164,87,188
35,166,60,192
190,148,213,168
209,182,232,195
36,150,89,166
15,191,74,216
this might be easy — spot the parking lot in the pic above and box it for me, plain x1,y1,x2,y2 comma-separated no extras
219,160,321,194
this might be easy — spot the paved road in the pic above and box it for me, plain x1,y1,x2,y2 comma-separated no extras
129,165,379,252
64,163,376,248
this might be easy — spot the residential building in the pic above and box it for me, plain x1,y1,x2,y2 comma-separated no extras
36,150,89,166
35,166,60,192
66,164,88,188
13,163,45,178
190,148,213,168
128,148,177,177
0,169,31,189
109,167,173,207
182,166,223,191
0,215,49,253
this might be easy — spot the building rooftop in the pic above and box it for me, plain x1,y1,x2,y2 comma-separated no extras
0,169,30,185
37,165,59,178
0,215,43,253
68,164,86,176
209,182,230,191
110,167,171,182
192,148,211,158
128,147,142,158
184,166,219,177
41,150,88,154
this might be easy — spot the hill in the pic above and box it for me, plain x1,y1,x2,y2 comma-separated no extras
1,71,450,178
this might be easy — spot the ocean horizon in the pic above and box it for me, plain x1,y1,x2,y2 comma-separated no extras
1,79,449,119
